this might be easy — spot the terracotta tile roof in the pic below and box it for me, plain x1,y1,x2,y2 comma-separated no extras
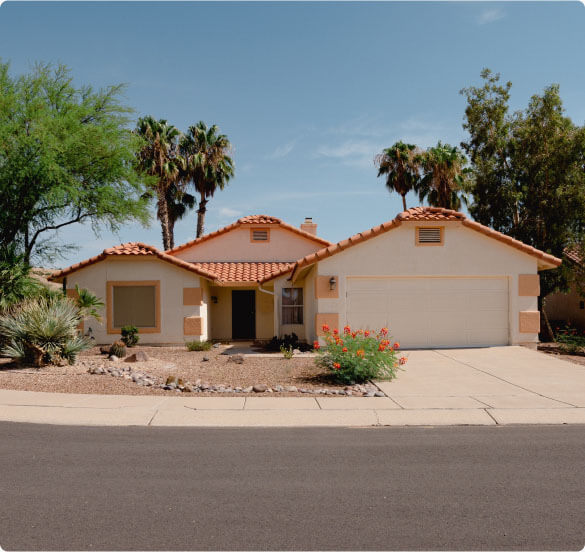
259,207,562,283
237,215,282,224
49,242,219,282
396,206,466,222
565,246,583,265
166,214,331,254
191,262,294,284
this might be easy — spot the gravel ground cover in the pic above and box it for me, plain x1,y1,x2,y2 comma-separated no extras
537,343,585,367
0,344,382,396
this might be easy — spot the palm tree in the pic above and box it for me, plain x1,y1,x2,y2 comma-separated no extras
135,117,182,250
418,142,470,210
375,141,422,211
166,184,196,250
179,122,234,238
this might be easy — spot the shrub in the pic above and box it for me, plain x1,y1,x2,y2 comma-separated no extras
0,296,91,366
0,246,44,312
280,344,294,359
75,285,105,322
120,325,139,347
555,324,585,355
109,340,127,358
314,325,406,384
186,340,213,352
265,333,311,352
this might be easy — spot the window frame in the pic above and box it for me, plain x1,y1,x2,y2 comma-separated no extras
106,280,161,334
281,287,304,325
415,226,444,246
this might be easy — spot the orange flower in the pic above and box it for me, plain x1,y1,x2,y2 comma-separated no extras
399,356,407,365
356,349,365,358
351,332,357,338
343,325,351,334
393,342,400,350
378,343,386,352
333,362,341,370
380,327,389,336
333,329,339,335
342,347,348,352
364,330,370,337
313,341,320,350
322,324,330,332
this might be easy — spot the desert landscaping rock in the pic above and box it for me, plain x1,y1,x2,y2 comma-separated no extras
253,384,269,393
202,356,210,362
0,344,388,397
109,355,119,362
125,351,149,363
227,354,245,364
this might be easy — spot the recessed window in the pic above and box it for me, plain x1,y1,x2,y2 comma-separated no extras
107,281,160,333
282,288,303,325
251,228,269,242
416,226,443,246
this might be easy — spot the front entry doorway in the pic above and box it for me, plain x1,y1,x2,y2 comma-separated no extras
232,290,256,339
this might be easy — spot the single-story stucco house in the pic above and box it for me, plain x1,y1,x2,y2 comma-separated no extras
49,207,561,349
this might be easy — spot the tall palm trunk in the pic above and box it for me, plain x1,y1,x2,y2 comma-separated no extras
157,189,172,250
196,197,208,238
401,194,407,211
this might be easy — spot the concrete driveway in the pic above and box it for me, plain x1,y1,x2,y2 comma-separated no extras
376,345,585,422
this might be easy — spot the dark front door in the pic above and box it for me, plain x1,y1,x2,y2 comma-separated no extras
232,290,256,339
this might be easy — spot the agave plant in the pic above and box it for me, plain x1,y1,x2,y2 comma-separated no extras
0,296,92,366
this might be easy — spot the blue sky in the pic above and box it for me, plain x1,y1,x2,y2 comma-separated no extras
1,1,584,266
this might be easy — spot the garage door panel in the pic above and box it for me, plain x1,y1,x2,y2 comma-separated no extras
347,277,509,348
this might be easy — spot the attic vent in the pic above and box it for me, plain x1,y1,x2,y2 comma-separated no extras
251,229,269,242
416,227,443,245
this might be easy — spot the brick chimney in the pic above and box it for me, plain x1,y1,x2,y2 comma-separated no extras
300,217,317,235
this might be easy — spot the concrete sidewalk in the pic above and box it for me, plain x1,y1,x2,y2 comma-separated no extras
1,346,584,427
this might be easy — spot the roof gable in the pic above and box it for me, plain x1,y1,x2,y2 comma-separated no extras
49,242,219,282
166,214,331,256
260,207,562,283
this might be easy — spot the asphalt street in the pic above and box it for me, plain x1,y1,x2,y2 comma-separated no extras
1,423,584,551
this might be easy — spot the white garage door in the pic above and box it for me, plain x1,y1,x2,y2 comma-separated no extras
346,277,509,348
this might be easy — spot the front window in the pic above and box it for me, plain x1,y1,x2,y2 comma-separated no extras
107,281,159,332
282,288,303,325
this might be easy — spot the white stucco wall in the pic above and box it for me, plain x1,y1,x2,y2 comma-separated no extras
62,257,205,344
173,226,323,262
305,221,543,346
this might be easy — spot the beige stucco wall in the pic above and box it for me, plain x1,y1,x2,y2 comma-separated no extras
62,257,206,344
304,221,543,346
545,287,585,330
173,226,323,262
271,267,315,342
208,286,274,341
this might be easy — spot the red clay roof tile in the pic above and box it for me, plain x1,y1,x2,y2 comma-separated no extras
191,262,294,283
259,207,561,283
49,242,219,282
166,214,331,254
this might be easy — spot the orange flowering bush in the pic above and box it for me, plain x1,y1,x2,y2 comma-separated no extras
314,325,406,383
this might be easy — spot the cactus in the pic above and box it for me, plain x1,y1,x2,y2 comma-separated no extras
109,340,127,358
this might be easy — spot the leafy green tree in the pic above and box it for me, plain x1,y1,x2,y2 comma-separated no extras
418,142,470,210
135,116,183,250
461,69,585,298
0,61,150,263
375,141,421,211
0,246,43,312
179,122,234,238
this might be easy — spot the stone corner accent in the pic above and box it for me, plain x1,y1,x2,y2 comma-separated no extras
518,274,540,296
315,313,340,336
183,287,203,306
519,311,540,333
184,316,203,336
315,275,339,299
